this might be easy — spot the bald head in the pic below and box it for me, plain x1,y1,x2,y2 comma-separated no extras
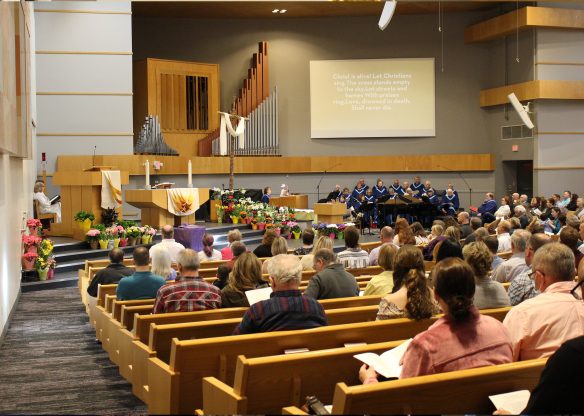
380,226,394,242
161,225,174,239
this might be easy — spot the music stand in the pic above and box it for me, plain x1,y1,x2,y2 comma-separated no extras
359,203,375,235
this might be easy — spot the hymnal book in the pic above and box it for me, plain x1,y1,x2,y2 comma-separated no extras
245,287,273,306
49,195,61,205
532,208,542,216
489,390,530,414
353,339,413,379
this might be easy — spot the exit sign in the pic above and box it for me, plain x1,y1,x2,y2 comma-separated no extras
512,145,519,152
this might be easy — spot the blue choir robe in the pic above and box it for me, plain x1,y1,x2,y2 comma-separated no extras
396,186,407,196
351,185,368,201
261,194,270,204
478,199,498,215
372,185,388,200
442,193,460,211
410,182,424,195
428,195,439,205
423,186,435,196
363,194,376,205
390,184,401,195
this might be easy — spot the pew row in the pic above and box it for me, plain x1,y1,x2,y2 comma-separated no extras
145,307,510,414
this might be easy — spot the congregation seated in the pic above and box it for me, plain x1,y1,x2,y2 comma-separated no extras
300,235,333,271
433,238,463,263
226,241,247,270
503,243,584,361
362,257,512,382
304,248,359,300
543,207,561,234
507,233,551,306
86,248,133,298
151,246,177,281
198,233,222,261
462,242,510,309
153,249,221,313
337,226,369,269
116,247,165,301
212,264,230,290
364,244,397,296
262,236,288,274
484,235,503,271
376,245,439,320
423,224,445,260
252,228,277,258
293,228,314,256
494,195,511,219
410,222,429,245
496,220,512,252
574,197,584,219
233,254,328,335
150,225,184,263
220,229,242,260
368,226,395,266
492,229,531,283
559,226,583,268
221,252,268,308
513,205,529,229
460,217,483,245
33,181,61,223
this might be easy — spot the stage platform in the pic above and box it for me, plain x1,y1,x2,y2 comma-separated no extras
22,222,380,292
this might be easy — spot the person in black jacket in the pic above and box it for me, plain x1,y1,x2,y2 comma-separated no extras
253,229,278,258
87,248,133,297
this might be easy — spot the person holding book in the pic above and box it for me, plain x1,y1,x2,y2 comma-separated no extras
221,252,269,308
361,257,512,383
375,245,439,320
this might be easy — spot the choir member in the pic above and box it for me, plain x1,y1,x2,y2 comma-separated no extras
423,180,434,195
410,176,424,196
390,179,401,194
351,178,368,201
372,179,388,200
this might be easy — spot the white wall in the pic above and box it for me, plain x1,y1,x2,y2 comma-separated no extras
34,1,134,174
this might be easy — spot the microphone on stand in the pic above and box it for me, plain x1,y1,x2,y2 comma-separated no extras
92,146,97,168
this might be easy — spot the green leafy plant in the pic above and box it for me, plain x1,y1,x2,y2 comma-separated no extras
73,210,95,223
101,208,118,227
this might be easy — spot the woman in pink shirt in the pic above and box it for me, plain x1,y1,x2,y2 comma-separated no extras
360,258,513,383
221,229,242,260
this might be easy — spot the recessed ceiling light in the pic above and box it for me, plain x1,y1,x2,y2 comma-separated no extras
280,9,287,14
272,9,279,13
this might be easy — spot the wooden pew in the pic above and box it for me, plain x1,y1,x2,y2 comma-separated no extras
360,241,381,252
131,305,379,403
116,295,383,384
324,358,546,414
146,307,510,414
202,340,402,414
499,250,513,260
92,284,117,336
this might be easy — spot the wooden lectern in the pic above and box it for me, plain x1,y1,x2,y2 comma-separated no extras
125,188,209,228
269,194,309,209
313,202,346,225
52,166,129,238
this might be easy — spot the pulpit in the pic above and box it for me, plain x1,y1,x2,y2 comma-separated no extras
126,188,209,228
269,194,309,209
52,167,129,238
313,202,346,225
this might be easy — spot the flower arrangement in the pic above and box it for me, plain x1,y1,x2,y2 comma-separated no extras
86,229,101,242
27,219,42,228
73,210,95,223
239,210,247,219
47,257,57,270
22,234,42,249
288,221,301,233
38,239,54,258
35,256,48,270
143,225,156,236
126,226,142,238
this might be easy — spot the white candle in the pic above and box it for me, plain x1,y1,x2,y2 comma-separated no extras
188,160,193,188
145,159,150,189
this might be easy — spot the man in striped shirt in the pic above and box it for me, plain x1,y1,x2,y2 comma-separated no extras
152,249,221,313
233,254,327,335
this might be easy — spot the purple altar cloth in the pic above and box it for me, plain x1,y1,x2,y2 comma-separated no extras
173,225,206,252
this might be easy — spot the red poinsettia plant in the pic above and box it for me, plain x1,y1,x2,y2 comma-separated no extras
22,235,42,247
26,219,42,228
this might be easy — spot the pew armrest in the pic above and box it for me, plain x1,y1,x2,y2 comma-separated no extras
147,357,178,414
202,377,247,414
282,406,309,415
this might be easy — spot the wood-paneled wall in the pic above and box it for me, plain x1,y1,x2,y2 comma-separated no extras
0,1,32,157
55,153,494,176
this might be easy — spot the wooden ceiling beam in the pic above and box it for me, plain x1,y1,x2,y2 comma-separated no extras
480,80,584,107
465,6,584,44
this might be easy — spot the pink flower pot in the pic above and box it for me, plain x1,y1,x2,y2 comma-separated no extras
329,233,336,240
22,257,35,271
287,232,292,240
48,269,55,279
258,223,265,231
119,238,128,247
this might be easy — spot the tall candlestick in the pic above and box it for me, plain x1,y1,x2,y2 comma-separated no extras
188,160,193,188
145,159,150,189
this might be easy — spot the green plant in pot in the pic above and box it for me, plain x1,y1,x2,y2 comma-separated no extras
74,210,95,234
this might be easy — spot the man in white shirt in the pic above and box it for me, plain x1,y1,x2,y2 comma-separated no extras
496,220,512,253
493,229,531,283
503,243,584,361
150,225,185,263
368,226,395,266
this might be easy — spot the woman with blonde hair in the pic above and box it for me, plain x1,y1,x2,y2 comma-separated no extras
151,246,177,281
393,218,416,247
262,236,289,273
376,245,439,320
221,252,268,307
462,242,510,309
221,228,242,260
444,226,461,243
300,236,334,270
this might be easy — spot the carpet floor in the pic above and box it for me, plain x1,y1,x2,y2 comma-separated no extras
0,287,147,414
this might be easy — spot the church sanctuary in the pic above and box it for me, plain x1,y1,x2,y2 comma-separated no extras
2,0,584,414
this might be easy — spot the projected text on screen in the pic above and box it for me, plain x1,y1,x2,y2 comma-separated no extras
310,58,435,138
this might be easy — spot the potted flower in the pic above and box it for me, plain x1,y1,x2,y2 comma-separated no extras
141,225,156,244
22,234,42,254
22,252,38,271
86,229,101,249
250,217,258,230
231,205,241,224
26,218,42,236
38,238,54,260
47,257,57,279
126,226,141,246
326,224,338,240
337,223,347,240
257,214,266,231
240,210,250,224
289,222,302,239
216,205,225,224
73,210,95,234
280,222,291,239
36,256,49,281
102,208,118,227
116,224,128,247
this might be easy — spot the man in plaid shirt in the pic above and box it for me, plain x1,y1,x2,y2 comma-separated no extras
153,249,221,313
